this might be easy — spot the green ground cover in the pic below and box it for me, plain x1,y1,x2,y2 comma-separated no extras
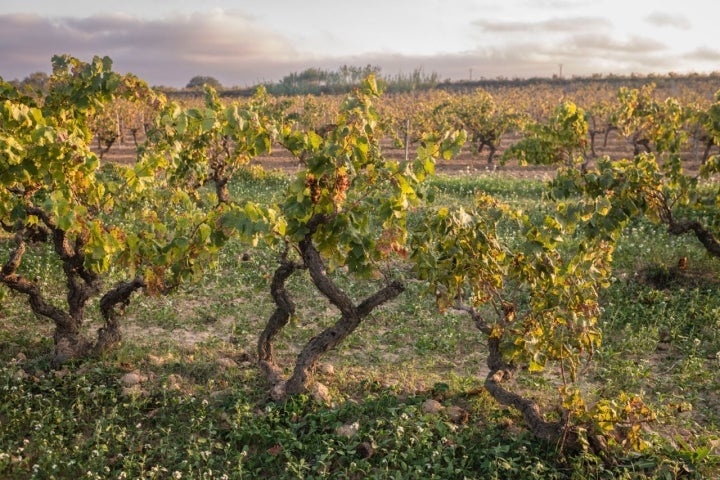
2,171,719,479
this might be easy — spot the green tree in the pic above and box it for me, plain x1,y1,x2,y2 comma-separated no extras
147,85,275,204
552,88,720,260
410,191,654,452
502,101,589,167
0,56,237,363
186,75,223,90
449,88,524,164
0,56,153,361
19,71,50,96
247,76,466,397
611,83,690,156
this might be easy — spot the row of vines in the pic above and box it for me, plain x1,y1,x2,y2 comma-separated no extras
3,56,720,462
92,73,720,171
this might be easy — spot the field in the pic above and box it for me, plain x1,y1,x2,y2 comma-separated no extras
3,70,720,479
2,169,720,479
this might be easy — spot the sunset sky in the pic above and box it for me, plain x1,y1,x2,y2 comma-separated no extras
1,0,718,87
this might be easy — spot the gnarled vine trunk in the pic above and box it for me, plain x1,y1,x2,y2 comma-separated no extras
2,230,96,364
667,219,720,258
283,233,405,395
95,278,145,354
460,307,585,453
484,337,581,451
2,225,143,364
258,215,406,398
258,254,304,384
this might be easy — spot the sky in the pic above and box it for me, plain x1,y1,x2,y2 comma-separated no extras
0,0,718,88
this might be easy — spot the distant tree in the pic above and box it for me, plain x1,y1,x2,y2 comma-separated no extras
186,75,223,90
20,72,49,95
268,66,384,95
339,64,382,84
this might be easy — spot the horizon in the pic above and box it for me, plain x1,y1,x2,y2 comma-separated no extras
9,60,720,93
1,1,719,88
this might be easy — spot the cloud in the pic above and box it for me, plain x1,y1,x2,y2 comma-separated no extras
645,12,692,29
569,34,666,54
472,16,611,34
520,33,677,72
517,0,593,9
685,47,720,63
0,11,300,86
0,7,712,89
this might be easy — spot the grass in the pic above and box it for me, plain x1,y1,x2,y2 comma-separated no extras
2,170,720,478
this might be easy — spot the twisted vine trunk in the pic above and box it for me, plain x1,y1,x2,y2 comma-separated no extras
484,337,581,451
668,219,720,258
284,277,405,395
214,175,231,205
95,278,145,354
282,223,405,396
2,251,94,364
1,225,102,364
2,224,142,364
51,221,102,363
460,307,584,453
258,257,303,384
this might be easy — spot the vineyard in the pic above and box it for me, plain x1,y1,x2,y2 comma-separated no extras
98,75,720,175
2,56,720,478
